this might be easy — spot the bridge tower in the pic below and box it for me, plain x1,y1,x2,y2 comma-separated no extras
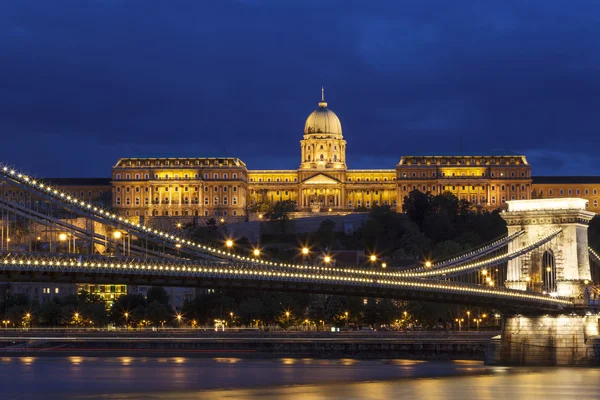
502,198,595,297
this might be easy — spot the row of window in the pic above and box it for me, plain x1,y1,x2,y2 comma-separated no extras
405,157,523,166
402,184,530,192
347,200,398,208
123,209,240,217
115,172,239,180
116,186,239,193
400,171,528,178
250,177,298,183
123,159,239,167
115,196,240,206
539,189,599,196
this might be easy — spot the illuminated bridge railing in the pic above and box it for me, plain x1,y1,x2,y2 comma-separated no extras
405,230,524,273
0,226,561,285
0,253,573,309
590,247,600,264
398,228,563,278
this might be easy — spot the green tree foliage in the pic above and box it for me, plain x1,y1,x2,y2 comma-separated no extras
109,294,146,324
145,301,170,326
402,190,432,228
147,287,170,306
315,219,336,249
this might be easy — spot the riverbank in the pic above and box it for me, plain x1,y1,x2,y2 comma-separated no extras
0,331,496,359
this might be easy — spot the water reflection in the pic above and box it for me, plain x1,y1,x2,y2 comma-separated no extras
0,357,598,399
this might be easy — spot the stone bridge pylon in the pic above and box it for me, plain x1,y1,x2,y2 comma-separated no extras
502,198,595,298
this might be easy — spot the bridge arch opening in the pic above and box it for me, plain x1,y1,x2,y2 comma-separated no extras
542,249,556,293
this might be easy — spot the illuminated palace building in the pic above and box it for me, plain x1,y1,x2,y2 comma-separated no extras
109,92,600,218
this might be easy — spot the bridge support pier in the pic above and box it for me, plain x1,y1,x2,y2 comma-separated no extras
486,313,600,366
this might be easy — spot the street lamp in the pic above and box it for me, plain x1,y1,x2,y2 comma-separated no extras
370,254,377,262
324,256,331,264
253,248,260,257
285,311,290,323
381,262,387,268
176,314,182,327
124,312,129,328
230,312,234,326
225,239,233,249
425,261,432,268
466,311,471,331
176,222,182,229
302,247,309,255
113,231,122,240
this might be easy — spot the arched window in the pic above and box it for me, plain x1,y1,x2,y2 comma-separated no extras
320,154,324,161
333,155,337,161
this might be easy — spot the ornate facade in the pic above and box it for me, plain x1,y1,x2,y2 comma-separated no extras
108,92,600,219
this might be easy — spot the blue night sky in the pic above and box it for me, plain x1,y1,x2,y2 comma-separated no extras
1,0,600,177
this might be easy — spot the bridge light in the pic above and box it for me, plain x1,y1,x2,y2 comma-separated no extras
225,240,233,248
425,261,432,268
302,247,309,255
370,255,376,262
253,249,260,257
324,256,331,264
175,244,182,248
481,269,487,276
59,233,67,242
486,277,491,283
381,262,387,268
584,279,590,285
546,266,552,272
113,231,122,240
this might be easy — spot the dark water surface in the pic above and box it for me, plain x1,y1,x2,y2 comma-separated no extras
1,356,598,399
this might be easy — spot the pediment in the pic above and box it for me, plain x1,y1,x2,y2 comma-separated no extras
302,174,341,185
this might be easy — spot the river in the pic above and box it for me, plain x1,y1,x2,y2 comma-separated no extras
1,356,598,399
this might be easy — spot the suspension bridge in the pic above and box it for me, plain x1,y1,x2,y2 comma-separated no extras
2,162,600,365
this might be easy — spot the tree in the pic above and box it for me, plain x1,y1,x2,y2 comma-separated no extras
315,219,336,249
402,189,432,228
238,298,265,326
109,294,146,324
267,200,297,235
145,301,170,327
83,303,109,327
147,287,170,306
38,301,62,327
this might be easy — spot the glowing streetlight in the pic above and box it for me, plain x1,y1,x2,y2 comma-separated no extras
381,262,387,268
124,312,129,327
175,243,182,248
176,222,182,229
36,237,41,241
324,256,331,264
369,255,377,262
425,261,432,268
176,314,182,327
225,239,233,248
253,248,260,257
546,266,552,272
59,233,67,241
113,231,122,240
302,247,309,255
481,269,487,276
220,218,225,224
584,279,590,285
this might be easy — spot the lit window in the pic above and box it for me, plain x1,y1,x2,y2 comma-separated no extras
55,288,59,294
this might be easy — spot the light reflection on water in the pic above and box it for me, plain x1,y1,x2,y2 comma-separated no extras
0,356,598,399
